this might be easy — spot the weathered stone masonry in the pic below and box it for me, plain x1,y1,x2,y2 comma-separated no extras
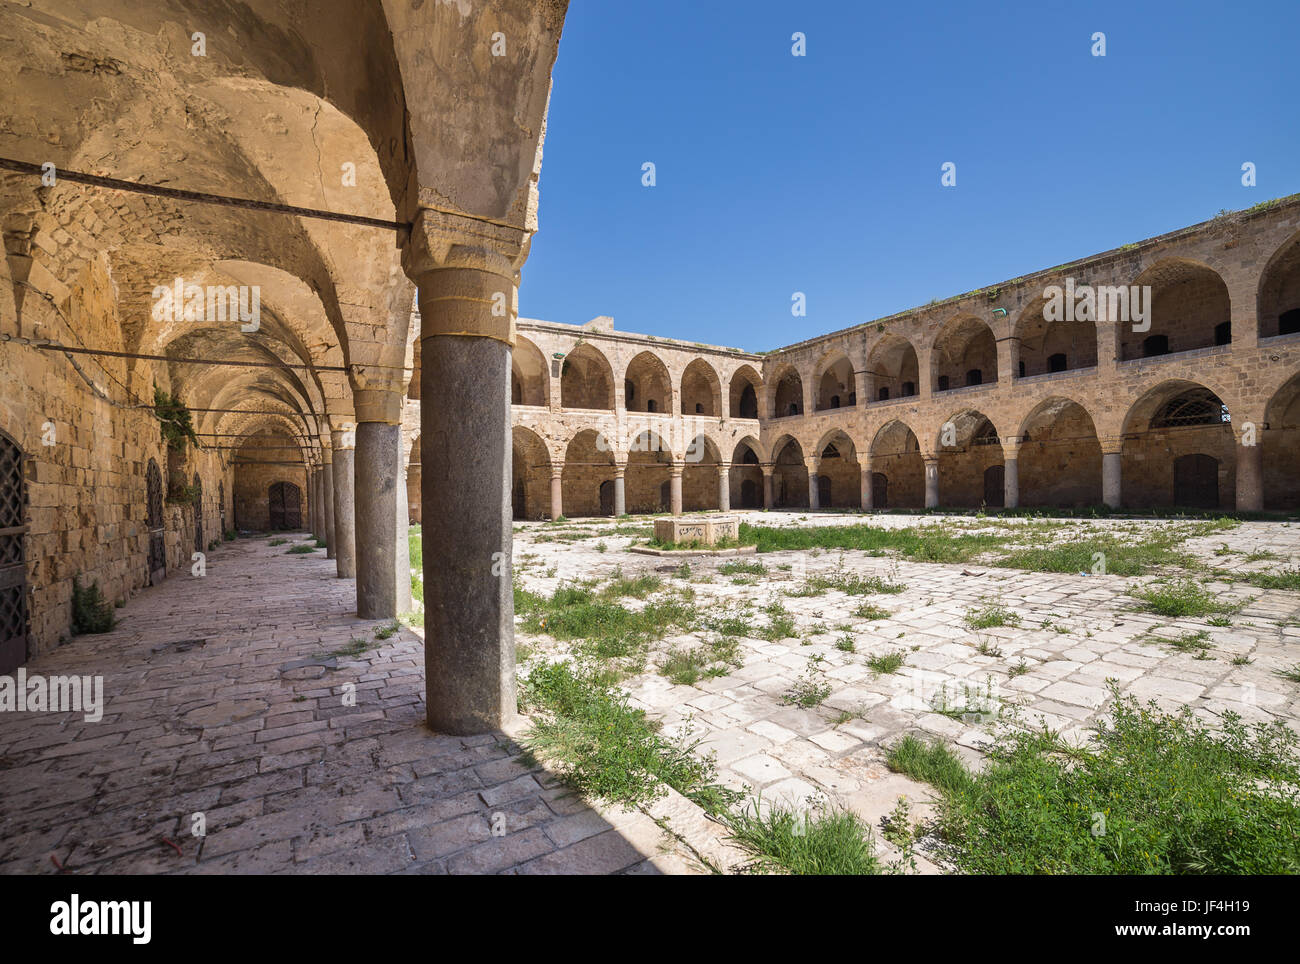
498,200,1300,522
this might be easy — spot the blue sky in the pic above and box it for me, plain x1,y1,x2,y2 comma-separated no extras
520,0,1299,353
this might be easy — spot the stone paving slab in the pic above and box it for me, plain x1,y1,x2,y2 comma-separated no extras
513,510,1300,873
0,535,714,875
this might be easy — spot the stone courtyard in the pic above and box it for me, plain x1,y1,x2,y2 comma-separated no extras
5,509,1296,875
2,1,1299,880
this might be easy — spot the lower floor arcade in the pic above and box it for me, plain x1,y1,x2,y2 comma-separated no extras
507,374,1300,520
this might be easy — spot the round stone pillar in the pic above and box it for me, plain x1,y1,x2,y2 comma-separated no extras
323,450,336,558
394,449,413,616
762,465,774,509
613,465,626,517
1004,457,1020,509
807,460,820,510
550,472,563,520
412,258,517,735
860,462,872,511
670,465,684,515
924,457,939,509
353,390,404,619
1235,440,1263,512
331,428,357,578
1102,450,1122,509
718,468,730,512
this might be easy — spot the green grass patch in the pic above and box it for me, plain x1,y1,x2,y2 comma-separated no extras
964,602,1021,630
866,650,906,676
1131,579,1236,618
719,560,766,576
286,544,317,554
727,801,883,875
520,661,740,814
888,688,1300,873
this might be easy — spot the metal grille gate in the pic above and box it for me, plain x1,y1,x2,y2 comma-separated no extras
0,432,29,674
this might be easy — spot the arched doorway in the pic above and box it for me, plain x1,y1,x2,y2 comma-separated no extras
932,316,998,392
936,410,1003,508
512,427,552,520
772,437,807,508
870,421,923,509
1122,260,1231,360
1173,454,1219,508
872,472,889,508
771,366,804,418
1017,398,1103,507
268,481,302,529
730,367,762,419
1122,381,1234,509
0,431,29,674
146,459,166,585
983,465,1005,507
730,439,763,509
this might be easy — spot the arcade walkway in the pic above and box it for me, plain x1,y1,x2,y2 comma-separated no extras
0,536,699,875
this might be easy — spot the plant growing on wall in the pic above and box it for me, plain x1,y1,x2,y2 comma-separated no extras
153,385,199,453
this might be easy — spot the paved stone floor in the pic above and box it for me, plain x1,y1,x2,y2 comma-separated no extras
7,513,1300,875
0,535,707,875
514,511,1300,870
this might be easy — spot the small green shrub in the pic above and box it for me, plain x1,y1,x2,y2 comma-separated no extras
71,575,117,635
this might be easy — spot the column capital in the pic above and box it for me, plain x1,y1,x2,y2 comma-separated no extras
351,388,404,425
760,462,775,476
402,207,530,280
330,426,356,451
1098,435,1124,456
669,462,685,477
804,457,820,473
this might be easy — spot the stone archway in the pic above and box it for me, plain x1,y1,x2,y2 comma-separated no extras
771,436,807,508
932,316,998,392
935,410,1003,508
1123,259,1231,360
1122,380,1235,509
1017,397,1103,507
870,421,924,509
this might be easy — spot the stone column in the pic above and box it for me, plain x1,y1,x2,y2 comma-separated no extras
1101,440,1122,509
550,471,563,520
670,464,684,515
353,390,403,618
860,460,872,511
1236,439,1263,512
394,449,413,615
406,218,521,734
1003,457,1019,509
762,465,774,509
718,467,730,512
323,449,335,558
308,469,319,540
924,456,939,509
312,469,323,540
807,459,820,509
613,463,626,517
331,427,357,578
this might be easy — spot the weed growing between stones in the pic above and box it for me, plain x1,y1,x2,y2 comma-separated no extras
1130,579,1239,618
